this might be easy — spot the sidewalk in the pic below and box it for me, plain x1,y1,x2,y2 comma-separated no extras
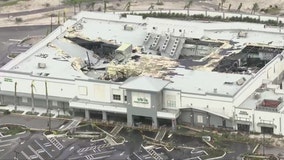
2,104,69,118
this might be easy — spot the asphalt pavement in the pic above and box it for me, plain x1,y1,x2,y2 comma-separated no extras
0,6,65,18
0,25,50,67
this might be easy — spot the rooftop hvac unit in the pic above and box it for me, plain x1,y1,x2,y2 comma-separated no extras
124,24,133,31
254,93,261,99
38,63,46,69
236,77,246,86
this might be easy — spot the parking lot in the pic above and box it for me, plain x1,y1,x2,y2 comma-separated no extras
0,121,225,160
5,133,73,160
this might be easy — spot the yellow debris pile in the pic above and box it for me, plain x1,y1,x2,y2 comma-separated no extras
106,54,179,79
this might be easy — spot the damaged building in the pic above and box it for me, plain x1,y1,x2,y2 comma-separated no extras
1,12,284,135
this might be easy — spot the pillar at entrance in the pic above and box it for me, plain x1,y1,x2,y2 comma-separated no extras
127,114,133,127
102,111,107,121
152,117,158,129
172,119,177,130
85,109,90,120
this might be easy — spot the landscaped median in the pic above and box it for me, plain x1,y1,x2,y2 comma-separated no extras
0,124,28,137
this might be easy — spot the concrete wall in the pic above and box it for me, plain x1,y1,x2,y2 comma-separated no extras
178,108,232,128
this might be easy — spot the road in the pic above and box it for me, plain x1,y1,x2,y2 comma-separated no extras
0,25,50,67
0,6,66,18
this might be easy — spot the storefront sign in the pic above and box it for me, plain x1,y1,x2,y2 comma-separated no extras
4,78,13,82
134,97,149,104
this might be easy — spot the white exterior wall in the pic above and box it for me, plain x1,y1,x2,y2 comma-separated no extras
163,90,181,109
110,84,125,103
235,108,284,135
0,72,75,98
75,80,115,103
181,94,234,118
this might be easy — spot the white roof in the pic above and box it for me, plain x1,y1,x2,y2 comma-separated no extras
165,68,252,96
238,90,283,110
120,76,170,92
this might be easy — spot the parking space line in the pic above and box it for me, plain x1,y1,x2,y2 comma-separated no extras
0,143,11,148
0,137,19,144
133,152,143,160
21,151,31,160
93,155,110,160
28,145,44,160
0,149,4,152
34,139,53,158
48,137,63,150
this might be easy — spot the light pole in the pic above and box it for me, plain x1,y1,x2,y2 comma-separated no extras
14,82,17,111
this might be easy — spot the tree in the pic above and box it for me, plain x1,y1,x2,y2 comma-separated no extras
228,3,231,11
124,1,131,11
103,0,108,13
31,81,35,114
64,0,78,14
251,3,259,14
64,0,96,13
86,0,96,11
14,82,17,111
148,3,154,10
184,0,193,16
220,0,226,11
156,0,163,5
237,2,242,13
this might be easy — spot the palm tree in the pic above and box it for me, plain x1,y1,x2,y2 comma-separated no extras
31,81,35,114
148,3,154,10
14,82,17,111
103,0,108,13
64,0,78,14
184,0,193,16
251,3,259,14
156,0,163,5
86,0,96,11
124,1,131,11
237,3,242,13
220,0,226,11
228,3,231,11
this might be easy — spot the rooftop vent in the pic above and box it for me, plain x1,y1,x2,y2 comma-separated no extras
236,77,246,86
38,63,46,69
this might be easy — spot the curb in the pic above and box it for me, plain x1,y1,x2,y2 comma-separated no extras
205,151,226,160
